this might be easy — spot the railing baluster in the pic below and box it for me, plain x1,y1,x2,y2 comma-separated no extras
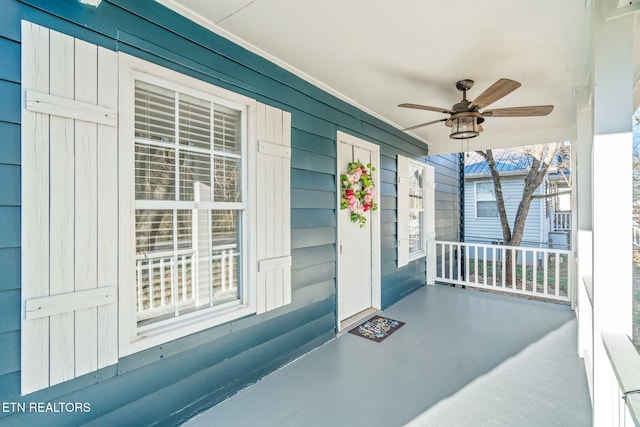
221,250,227,291
525,250,529,292
568,253,574,305
511,249,516,290
137,260,143,310
447,243,453,280
555,251,561,297
543,252,548,295
474,245,479,286
491,247,496,287
435,242,440,279
184,256,190,302
465,244,469,286
501,247,506,288
170,259,176,315
532,250,538,295
160,258,166,305
521,250,527,292
206,210,212,305
159,260,166,307
181,255,187,302
229,251,234,289
456,243,462,282
151,260,157,308
440,243,445,279
482,247,487,286
210,258,215,307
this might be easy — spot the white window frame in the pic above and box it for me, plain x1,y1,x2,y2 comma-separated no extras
475,180,499,219
408,159,427,262
118,53,258,356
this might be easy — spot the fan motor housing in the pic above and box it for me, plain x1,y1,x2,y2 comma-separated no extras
445,111,484,128
455,79,474,91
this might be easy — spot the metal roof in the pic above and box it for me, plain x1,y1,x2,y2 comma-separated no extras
464,146,568,176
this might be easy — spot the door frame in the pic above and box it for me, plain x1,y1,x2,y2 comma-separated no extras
335,131,381,330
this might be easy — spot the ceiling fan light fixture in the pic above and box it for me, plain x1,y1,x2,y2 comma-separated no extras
398,78,553,136
449,112,480,140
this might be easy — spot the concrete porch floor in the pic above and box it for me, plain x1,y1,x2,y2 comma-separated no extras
184,285,592,427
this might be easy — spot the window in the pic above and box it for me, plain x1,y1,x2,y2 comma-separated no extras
119,56,291,356
475,181,498,218
397,155,434,267
408,163,425,257
133,79,246,330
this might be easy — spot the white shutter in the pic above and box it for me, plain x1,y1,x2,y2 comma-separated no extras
255,103,292,314
397,155,410,267
424,165,436,239
424,164,437,285
21,21,118,394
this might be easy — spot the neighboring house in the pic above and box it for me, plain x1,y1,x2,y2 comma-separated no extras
464,148,571,249
0,1,460,425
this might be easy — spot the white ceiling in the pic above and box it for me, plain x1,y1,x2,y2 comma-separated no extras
158,0,593,154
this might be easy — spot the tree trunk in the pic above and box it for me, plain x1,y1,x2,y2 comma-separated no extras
476,150,511,243
476,143,560,286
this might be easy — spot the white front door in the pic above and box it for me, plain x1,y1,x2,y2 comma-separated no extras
337,134,379,324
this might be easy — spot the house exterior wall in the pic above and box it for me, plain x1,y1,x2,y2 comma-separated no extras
0,0,460,424
428,154,461,241
464,176,546,247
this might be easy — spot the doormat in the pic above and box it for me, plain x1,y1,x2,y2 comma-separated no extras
348,316,405,343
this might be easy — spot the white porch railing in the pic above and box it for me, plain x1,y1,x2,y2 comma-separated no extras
434,240,573,303
600,332,640,427
553,211,572,231
135,249,196,320
135,245,240,321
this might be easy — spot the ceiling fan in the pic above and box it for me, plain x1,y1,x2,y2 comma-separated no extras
398,78,553,139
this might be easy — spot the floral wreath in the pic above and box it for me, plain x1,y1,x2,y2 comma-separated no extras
340,161,378,227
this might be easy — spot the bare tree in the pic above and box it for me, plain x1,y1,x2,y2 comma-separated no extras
474,143,568,286
475,142,565,247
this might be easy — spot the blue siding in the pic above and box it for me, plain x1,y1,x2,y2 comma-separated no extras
464,176,546,246
291,169,335,192
0,207,20,248
0,37,20,83
0,165,20,206
0,123,20,165
291,227,335,249
0,248,19,292
0,290,20,334
291,148,335,174
0,80,20,124
0,331,19,377
428,154,462,241
0,0,447,424
292,129,335,157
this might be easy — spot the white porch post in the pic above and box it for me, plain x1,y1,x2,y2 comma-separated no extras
574,87,593,234
591,5,634,425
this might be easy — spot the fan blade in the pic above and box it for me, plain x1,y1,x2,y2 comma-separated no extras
403,118,447,131
483,105,554,117
470,78,521,109
398,103,452,114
